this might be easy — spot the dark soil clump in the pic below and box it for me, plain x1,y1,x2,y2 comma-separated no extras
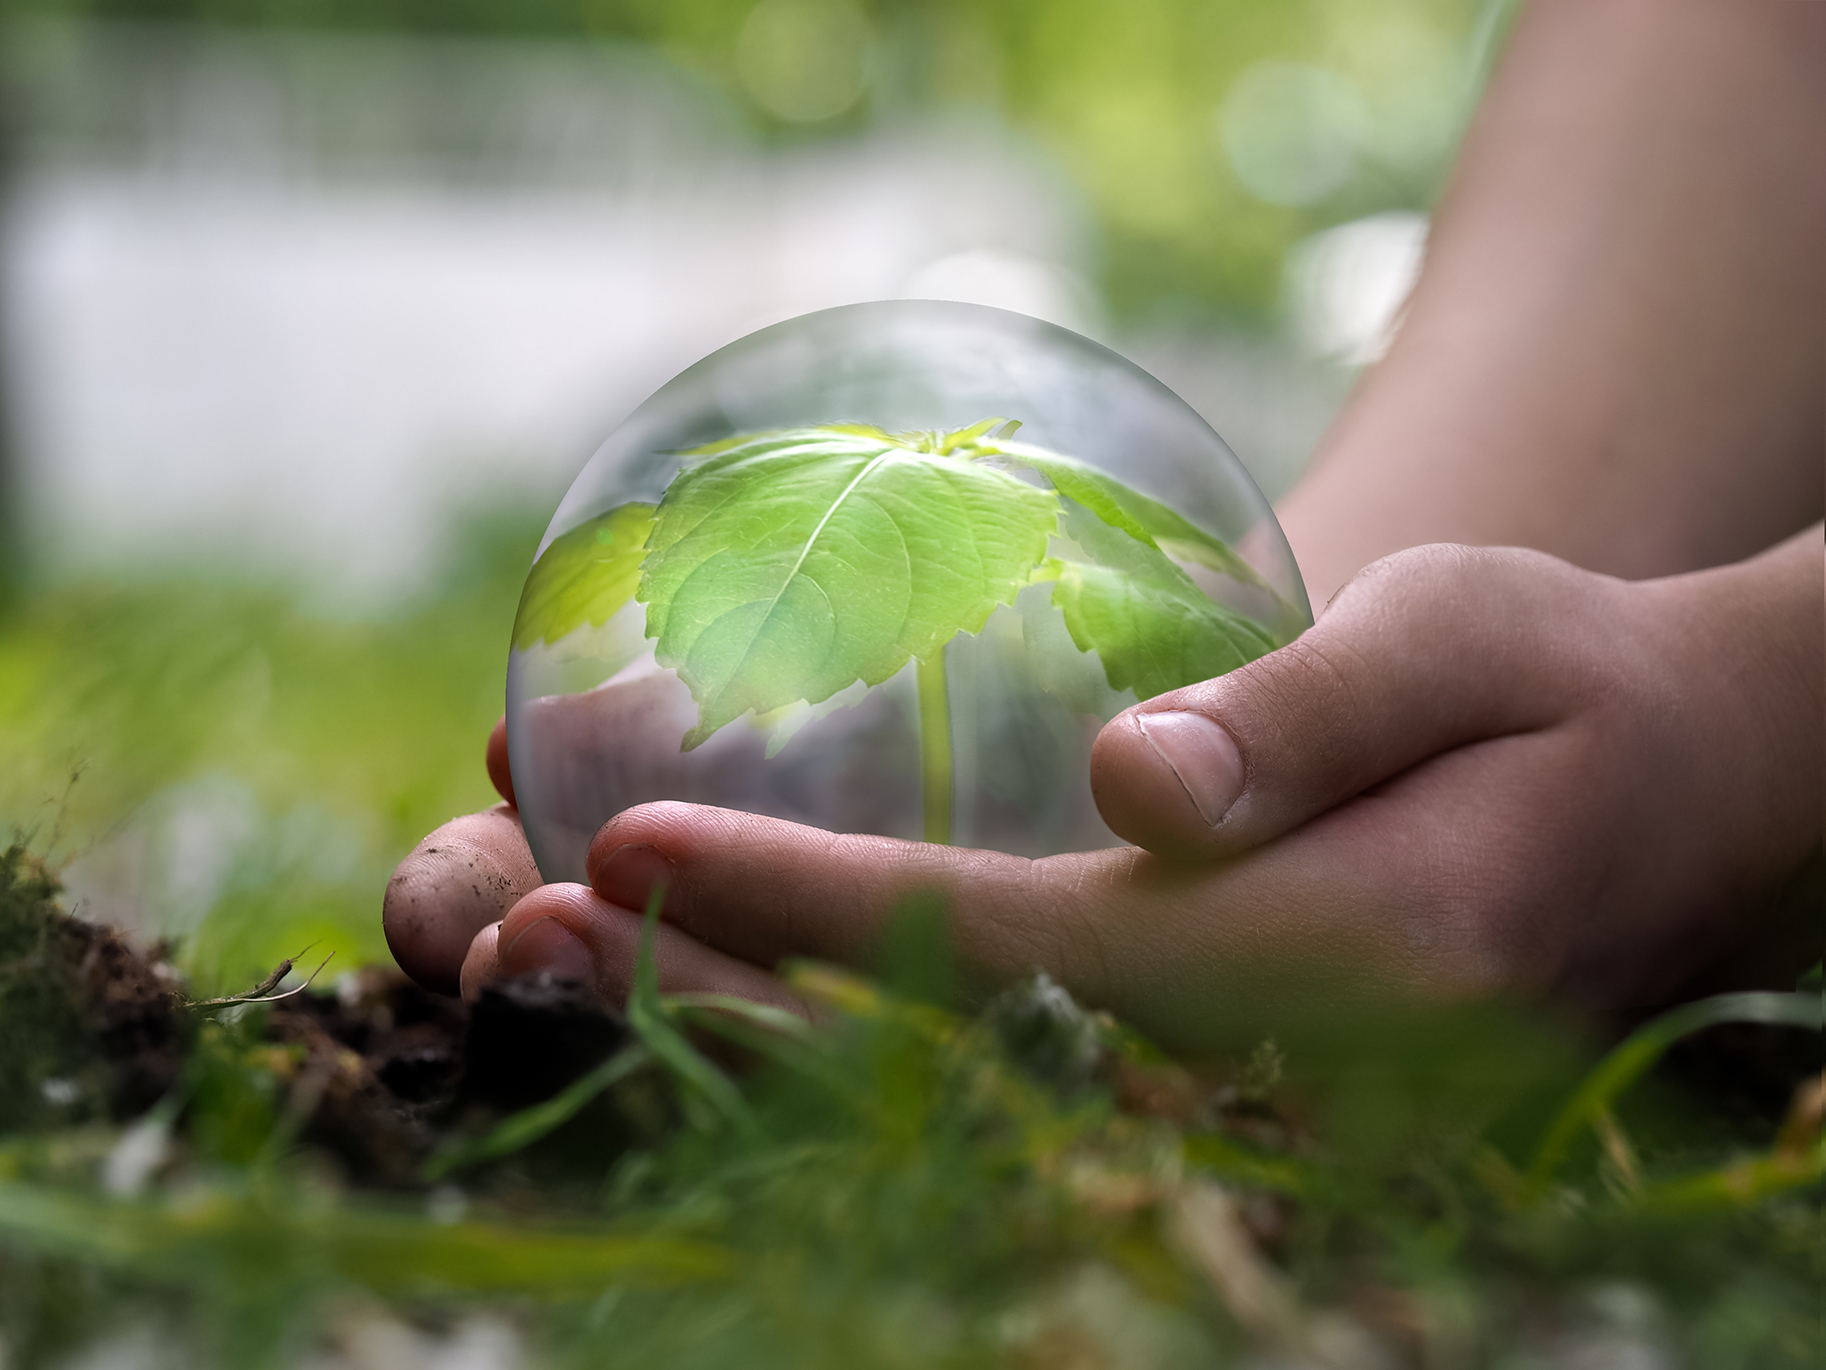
0,845,184,1132
264,969,471,1183
2,843,655,1187
463,973,629,1110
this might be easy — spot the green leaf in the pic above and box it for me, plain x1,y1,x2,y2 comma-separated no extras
979,437,1271,593
638,427,1058,749
1046,498,1279,701
512,502,655,651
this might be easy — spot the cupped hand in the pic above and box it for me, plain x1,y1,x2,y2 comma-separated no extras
383,534,1822,1048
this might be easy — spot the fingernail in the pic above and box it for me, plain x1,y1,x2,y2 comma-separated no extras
591,843,674,911
499,915,595,985
1136,710,1245,827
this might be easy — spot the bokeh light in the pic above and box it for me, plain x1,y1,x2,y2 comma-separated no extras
737,0,874,123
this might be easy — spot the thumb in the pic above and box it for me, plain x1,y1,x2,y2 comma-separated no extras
1090,545,1599,859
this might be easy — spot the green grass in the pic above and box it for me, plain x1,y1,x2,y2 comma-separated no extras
0,509,539,994
0,889,1819,1367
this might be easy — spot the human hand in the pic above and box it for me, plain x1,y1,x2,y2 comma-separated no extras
384,532,1821,1047
381,654,914,1014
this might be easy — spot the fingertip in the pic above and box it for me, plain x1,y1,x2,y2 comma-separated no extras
587,800,730,909
587,841,677,915
498,914,597,987
492,876,814,1017
383,807,540,994
486,715,515,808
589,800,706,855
1091,708,1241,859
497,882,608,942
460,921,501,1003
489,883,616,999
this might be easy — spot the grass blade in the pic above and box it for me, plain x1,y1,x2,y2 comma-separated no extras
627,885,752,1129
662,992,815,1039
0,1180,731,1294
1631,1138,1825,1212
669,1002,846,1092
1529,991,1823,1184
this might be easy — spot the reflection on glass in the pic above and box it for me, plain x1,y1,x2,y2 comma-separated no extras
507,300,1309,884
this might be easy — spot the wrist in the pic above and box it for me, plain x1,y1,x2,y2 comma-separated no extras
1643,525,1824,874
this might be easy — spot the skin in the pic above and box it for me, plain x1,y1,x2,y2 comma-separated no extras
1279,0,1823,603
382,0,1825,1044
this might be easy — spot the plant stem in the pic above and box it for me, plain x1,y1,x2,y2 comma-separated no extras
916,651,953,845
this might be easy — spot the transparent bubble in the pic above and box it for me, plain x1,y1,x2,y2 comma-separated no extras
507,301,1310,884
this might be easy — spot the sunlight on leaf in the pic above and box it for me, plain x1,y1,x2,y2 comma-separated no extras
631,419,1293,749
639,427,1058,747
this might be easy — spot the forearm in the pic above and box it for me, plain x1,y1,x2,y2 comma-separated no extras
1279,0,1825,606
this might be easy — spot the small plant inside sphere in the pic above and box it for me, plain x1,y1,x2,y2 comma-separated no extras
506,303,1310,882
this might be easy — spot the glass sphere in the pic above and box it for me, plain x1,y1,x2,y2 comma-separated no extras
507,301,1310,884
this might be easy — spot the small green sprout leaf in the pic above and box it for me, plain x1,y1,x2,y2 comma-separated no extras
638,427,1058,748
512,502,656,651
1046,499,1279,699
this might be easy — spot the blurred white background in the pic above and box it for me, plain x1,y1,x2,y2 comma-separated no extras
4,20,1424,611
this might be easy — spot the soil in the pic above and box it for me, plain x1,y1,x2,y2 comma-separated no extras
0,847,184,1134
263,968,644,1184
1,845,649,1187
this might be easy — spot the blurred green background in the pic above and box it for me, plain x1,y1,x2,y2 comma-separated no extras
0,0,1506,992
